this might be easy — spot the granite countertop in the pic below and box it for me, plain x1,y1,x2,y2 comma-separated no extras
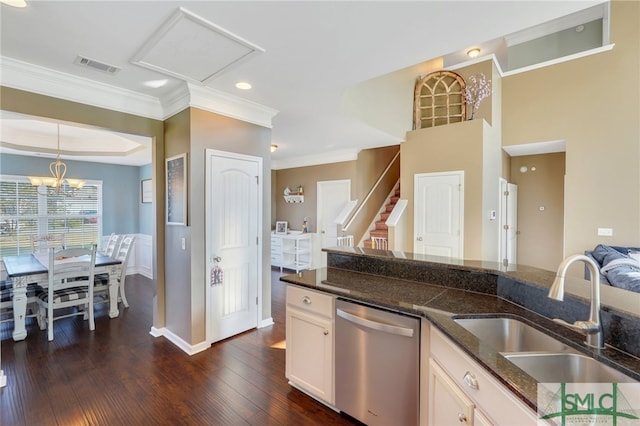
280,266,640,412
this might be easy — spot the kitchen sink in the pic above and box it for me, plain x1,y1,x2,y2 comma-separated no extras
504,353,637,383
453,317,572,353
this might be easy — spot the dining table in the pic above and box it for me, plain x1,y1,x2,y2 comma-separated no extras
3,252,122,341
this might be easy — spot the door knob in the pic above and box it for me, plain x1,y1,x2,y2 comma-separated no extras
416,236,423,241
212,256,222,263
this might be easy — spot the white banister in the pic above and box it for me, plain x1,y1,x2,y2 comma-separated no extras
343,150,400,232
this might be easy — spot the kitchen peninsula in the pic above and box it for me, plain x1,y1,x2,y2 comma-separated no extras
280,247,640,425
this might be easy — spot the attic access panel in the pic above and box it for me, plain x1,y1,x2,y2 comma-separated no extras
131,7,264,85
414,70,466,129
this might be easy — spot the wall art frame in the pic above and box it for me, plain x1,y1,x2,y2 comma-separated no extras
141,179,152,203
166,153,187,225
275,221,288,235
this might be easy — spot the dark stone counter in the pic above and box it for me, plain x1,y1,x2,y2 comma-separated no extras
279,248,640,412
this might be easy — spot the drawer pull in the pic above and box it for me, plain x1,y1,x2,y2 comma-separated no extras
302,296,312,304
458,413,467,423
323,329,329,336
463,371,479,390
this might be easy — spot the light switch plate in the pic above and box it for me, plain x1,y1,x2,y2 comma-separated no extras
597,228,613,236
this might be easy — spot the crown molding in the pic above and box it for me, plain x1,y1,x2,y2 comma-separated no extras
271,148,358,170
0,56,279,128
185,83,278,128
0,56,165,119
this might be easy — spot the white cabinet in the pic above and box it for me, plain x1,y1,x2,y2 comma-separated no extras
270,234,282,268
428,326,537,426
429,359,475,425
271,233,313,273
285,285,334,405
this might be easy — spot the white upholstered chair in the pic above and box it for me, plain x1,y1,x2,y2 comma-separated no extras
30,234,66,254
37,245,97,341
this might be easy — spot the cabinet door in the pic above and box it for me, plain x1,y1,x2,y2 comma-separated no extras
286,306,333,404
473,408,494,426
429,358,474,426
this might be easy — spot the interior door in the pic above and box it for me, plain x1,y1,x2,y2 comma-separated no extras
499,179,518,266
506,183,518,265
317,179,351,267
205,150,261,343
414,171,463,258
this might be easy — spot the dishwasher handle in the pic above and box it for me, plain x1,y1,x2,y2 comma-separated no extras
337,308,415,337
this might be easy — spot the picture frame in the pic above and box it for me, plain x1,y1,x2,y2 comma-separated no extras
141,179,152,203
166,153,187,225
275,221,288,235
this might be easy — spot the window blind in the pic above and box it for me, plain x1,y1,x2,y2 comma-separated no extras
0,175,102,257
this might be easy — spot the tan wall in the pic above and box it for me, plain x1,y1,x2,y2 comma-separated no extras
402,119,487,259
0,86,167,330
163,109,192,341
348,145,400,243
510,153,565,271
274,145,399,245
184,107,272,344
503,1,640,262
275,161,357,233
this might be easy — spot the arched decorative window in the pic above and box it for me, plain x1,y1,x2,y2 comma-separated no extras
413,70,466,129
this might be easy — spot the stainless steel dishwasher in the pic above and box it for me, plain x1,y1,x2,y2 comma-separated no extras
335,299,420,426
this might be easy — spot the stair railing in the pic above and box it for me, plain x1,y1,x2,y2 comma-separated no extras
342,150,400,235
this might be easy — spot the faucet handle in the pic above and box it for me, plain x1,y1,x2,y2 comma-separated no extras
553,318,599,333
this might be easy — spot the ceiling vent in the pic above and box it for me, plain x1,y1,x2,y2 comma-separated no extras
74,55,121,75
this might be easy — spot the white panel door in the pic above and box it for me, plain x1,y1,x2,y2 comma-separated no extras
317,179,351,267
414,171,463,258
499,180,518,266
206,150,261,343
506,183,518,265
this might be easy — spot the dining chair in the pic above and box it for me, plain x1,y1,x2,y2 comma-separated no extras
36,244,97,341
30,234,66,254
95,234,135,308
0,260,41,325
101,233,121,257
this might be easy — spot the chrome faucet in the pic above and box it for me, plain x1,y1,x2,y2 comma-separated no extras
548,254,605,349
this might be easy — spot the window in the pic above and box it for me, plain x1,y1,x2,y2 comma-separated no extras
0,175,102,257
413,70,466,129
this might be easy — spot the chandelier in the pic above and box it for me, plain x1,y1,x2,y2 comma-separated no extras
28,124,86,195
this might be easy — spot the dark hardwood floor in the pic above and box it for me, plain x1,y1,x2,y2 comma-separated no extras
1,270,358,425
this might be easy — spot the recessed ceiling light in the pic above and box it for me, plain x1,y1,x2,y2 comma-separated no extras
575,25,585,33
235,82,252,90
143,79,169,88
0,0,27,7
270,144,278,152
467,48,481,58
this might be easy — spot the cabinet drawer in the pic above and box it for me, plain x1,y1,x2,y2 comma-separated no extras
430,326,536,425
287,285,334,318
271,236,282,248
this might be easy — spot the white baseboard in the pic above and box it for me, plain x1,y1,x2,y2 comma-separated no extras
259,317,274,328
0,370,6,388
149,326,210,356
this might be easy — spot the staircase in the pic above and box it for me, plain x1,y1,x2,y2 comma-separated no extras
362,185,401,249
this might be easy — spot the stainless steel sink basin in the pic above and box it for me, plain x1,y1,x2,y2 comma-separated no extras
504,353,636,383
453,317,572,353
